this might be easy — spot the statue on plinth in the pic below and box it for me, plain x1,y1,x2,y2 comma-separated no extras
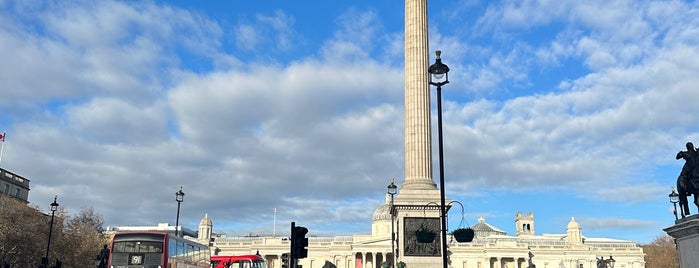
676,142,699,217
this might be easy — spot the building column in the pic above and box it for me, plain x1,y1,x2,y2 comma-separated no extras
374,252,379,268
362,252,368,268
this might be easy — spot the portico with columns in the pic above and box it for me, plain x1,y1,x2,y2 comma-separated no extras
202,209,645,268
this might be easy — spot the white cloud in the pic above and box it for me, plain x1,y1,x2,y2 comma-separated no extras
64,98,169,144
578,216,657,230
2,0,698,243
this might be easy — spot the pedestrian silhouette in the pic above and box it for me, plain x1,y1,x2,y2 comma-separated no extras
98,244,110,268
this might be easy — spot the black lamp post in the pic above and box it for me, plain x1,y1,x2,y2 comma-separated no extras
605,256,616,268
175,186,185,237
428,50,450,268
597,256,615,268
44,196,59,266
669,187,680,220
387,179,398,268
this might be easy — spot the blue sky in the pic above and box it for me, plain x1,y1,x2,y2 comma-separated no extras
1,0,698,244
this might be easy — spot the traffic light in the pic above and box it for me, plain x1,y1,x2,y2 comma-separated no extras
291,223,309,259
281,253,289,268
292,225,309,259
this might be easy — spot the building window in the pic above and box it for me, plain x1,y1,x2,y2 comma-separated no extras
14,188,20,197
3,183,8,193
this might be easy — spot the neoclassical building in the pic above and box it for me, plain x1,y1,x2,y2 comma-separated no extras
199,202,645,268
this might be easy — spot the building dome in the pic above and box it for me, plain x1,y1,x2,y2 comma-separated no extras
567,217,580,229
372,198,392,221
471,217,507,238
371,194,395,237
200,213,213,226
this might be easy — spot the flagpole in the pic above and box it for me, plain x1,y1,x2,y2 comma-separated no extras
273,207,277,237
0,132,5,167
0,141,4,167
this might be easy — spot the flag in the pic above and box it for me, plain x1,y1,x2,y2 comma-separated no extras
0,132,4,142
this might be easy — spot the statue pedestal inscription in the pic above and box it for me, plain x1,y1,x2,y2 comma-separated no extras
664,215,699,268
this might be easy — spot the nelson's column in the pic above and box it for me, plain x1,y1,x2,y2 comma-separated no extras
392,0,446,267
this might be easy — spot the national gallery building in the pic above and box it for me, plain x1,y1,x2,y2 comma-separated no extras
196,198,645,268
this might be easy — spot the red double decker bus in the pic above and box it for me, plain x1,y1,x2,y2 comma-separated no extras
108,231,210,268
210,254,267,268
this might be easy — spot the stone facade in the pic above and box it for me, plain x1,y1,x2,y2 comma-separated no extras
0,167,30,203
202,208,646,268
664,214,699,268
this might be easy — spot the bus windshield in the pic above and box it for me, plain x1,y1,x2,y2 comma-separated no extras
112,240,163,253
230,259,267,268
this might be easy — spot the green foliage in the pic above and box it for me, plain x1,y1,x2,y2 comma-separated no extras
451,227,474,242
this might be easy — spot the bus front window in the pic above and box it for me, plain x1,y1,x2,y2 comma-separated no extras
253,260,267,268
113,241,163,253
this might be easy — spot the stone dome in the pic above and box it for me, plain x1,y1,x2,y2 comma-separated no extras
567,217,580,229
373,203,392,221
471,217,507,238
373,194,393,221
200,213,212,226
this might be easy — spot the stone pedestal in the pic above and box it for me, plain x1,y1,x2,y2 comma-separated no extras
664,214,699,267
394,204,444,268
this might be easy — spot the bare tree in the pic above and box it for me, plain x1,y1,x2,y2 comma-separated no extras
0,195,109,267
55,207,110,267
642,233,679,268
0,195,45,267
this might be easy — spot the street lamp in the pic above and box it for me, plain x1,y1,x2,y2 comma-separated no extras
175,186,185,237
428,50,450,268
44,195,59,266
607,256,616,268
597,256,615,268
387,179,398,268
669,187,680,220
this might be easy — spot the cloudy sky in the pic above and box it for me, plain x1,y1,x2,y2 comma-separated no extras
2,0,698,244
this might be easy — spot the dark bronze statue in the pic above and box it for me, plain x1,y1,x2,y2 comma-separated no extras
676,142,699,217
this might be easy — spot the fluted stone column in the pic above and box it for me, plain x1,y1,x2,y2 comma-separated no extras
394,2,445,268
399,0,441,204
